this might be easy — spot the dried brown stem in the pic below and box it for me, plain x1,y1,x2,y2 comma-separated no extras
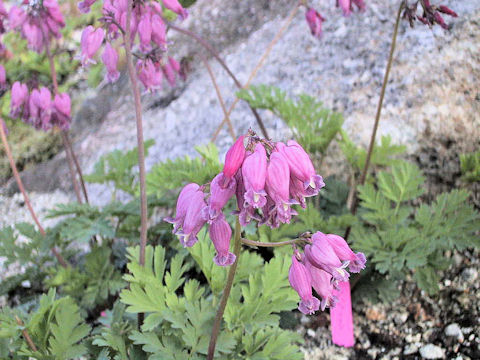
0,121,68,268
200,54,236,140
15,316,38,352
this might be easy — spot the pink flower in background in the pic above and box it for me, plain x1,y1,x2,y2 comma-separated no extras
138,13,153,53
10,82,29,118
8,6,26,29
101,43,120,83
136,58,162,92
81,26,105,66
78,0,97,13
338,0,351,17
0,64,6,90
305,8,325,38
161,0,188,19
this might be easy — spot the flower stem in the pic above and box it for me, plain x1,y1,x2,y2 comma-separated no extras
167,22,269,139
0,121,68,268
344,1,404,240
45,39,89,203
207,218,242,360
210,3,300,142
124,0,148,267
241,237,305,248
199,54,236,140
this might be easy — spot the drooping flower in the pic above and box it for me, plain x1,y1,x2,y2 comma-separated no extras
305,258,338,311
325,234,366,273
242,143,268,209
101,42,120,83
338,0,351,17
176,188,207,247
138,13,152,53
289,255,321,315
0,64,6,90
209,216,236,266
10,81,29,118
78,0,97,13
305,8,325,39
136,58,162,92
203,172,236,223
304,232,350,282
81,26,105,66
8,6,27,29
165,183,200,233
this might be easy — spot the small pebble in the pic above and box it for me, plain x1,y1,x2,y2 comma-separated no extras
445,323,464,342
461,268,478,284
307,329,316,338
419,344,445,359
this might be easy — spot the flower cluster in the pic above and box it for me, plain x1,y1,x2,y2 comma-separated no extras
166,132,366,314
289,232,366,314
10,82,71,131
79,0,185,90
6,0,65,52
305,0,365,39
403,0,457,29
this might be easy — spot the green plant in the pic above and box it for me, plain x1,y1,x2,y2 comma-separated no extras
351,161,480,299
460,150,480,183
237,85,343,155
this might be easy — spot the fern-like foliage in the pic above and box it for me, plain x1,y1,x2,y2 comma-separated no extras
352,161,480,296
84,139,155,196
460,150,480,183
237,84,343,155
339,130,406,173
146,143,222,197
0,289,91,359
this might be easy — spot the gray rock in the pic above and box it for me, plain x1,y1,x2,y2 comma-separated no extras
461,268,478,284
445,323,464,342
419,344,445,359
404,344,419,355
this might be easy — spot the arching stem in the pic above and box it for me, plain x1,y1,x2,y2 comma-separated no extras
241,237,306,248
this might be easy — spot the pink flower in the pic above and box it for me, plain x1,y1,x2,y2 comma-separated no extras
22,21,44,52
289,255,320,315
161,0,188,20
338,0,351,17
8,6,27,29
242,143,268,209
203,172,236,223
209,216,236,266
165,183,200,233
177,188,207,247
266,152,298,224
223,135,246,183
44,0,65,27
101,43,120,83
151,15,166,48
0,64,6,90
136,59,162,92
352,0,366,12
78,0,97,13
325,234,366,273
438,5,458,17
10,82,29,118
278,140,324,196
305,259,338,311
304,232,350,282
81,26,105,66
51,93,72,131
138,13,152,53
305,8,325,38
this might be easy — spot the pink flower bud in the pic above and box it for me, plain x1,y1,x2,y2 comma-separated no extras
325,234,366,273
165,183,200,233
339,0,351,16
138,13,152,53
305,232,350,282
177,189,207,247
223,135,246,181
204,172,236,223
161,0,188,20
81,26,105,66
102,43,120,83
209,216,236,266
289,255,320,315
438,5,458,17
305,8,325,38
278,140,325,196
305,259,338,311
78,0,97,13
242,143,267,209
151,15,166,48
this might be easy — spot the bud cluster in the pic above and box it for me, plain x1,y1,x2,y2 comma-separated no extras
403,0,457,29
79,0,185,91
5,0,65,52
10,82,71,131
289,232,366,314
